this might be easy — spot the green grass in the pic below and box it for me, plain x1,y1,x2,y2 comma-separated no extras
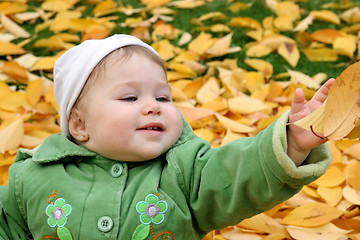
21,0,359,81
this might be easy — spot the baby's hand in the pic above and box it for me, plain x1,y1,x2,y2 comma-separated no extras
287,78,335,166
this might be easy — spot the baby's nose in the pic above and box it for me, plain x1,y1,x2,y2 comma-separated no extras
142,101,161,115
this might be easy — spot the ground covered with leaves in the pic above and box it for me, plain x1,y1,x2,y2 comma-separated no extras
0,0,360,239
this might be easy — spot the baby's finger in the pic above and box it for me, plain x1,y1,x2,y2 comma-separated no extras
290,88,305,118
310,78,335,104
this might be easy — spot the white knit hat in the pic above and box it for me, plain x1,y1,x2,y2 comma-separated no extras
53,34,159,138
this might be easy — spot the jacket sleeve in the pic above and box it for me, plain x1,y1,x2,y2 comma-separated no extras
166,111,331,234
0,162,31,239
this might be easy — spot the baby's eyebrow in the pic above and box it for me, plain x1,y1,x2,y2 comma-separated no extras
114,80,171,90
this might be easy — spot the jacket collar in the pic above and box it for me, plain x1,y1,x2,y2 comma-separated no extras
16,116,195,163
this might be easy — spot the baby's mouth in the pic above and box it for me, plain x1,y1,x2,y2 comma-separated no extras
137,123,164,132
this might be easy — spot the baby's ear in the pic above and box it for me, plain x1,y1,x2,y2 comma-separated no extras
68,108,89,142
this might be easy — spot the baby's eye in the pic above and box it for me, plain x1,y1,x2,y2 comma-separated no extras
120,96,137,102
156,96,171,102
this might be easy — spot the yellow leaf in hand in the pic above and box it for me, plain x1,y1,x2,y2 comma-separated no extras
324,61,360,140
293,99,326,133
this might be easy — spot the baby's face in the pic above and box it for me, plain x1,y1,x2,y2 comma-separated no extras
78,52,183,161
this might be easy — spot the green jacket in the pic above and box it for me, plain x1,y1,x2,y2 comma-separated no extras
0,112,331,240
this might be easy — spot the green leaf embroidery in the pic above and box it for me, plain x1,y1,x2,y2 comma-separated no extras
57,226,73,240
131,224,150,240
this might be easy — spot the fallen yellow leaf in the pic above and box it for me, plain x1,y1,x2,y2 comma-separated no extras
215,113,255,133
310,10,341,25
313,166,346,187
0,42,26,55
302,48,338,62
244,58,273,79
0,118,24,153
333,36,356,58
278,42,299,67
196,77,221,104
281,202,343,227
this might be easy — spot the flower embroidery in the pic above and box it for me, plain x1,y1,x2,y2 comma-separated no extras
45,198,72,228
136,194,168,225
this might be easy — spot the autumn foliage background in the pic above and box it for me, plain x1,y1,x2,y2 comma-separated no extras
1,0,360,239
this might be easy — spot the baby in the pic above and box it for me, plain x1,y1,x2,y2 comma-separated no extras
0,34,332,240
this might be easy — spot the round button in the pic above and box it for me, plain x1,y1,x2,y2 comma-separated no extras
110,163,123,178
97,216,113,232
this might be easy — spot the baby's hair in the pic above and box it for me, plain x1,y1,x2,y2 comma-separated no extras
73,45,166,111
